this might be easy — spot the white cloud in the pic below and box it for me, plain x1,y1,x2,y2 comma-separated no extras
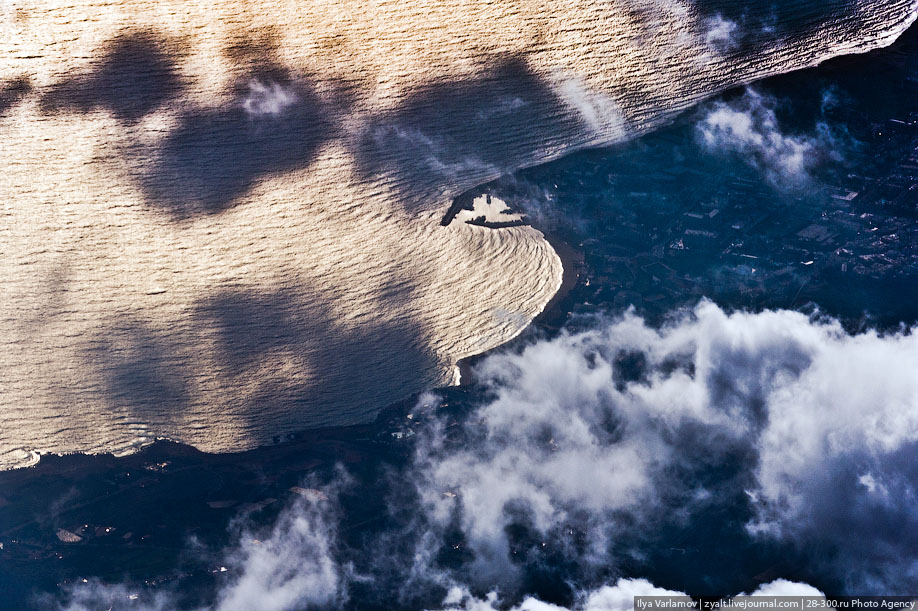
750,319,918,534
41,301,918,604
434,587,567,611
745,579,823,597
242,80,298,116
696,90,844,187
215,494,343,611
408,302,918,591
432,578,822,611
477,97,529,121
553,76,626,142
704,15,740,51
580,579,690,611
44,485,345,611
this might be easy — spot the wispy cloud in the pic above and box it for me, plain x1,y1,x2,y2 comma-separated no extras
39,303,918,605
215,492,344,610
242,80,298,117
406,302,918,592
42,481,347,610
704,14,741,51
434,577,822,610
553,76,626,142
696,89,846,187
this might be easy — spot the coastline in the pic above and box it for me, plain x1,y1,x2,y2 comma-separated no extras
456,228,584,386
1,223,578,472
5,0,915,474
2,225,581,472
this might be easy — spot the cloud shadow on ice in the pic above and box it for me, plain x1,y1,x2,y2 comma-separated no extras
136,32,349,216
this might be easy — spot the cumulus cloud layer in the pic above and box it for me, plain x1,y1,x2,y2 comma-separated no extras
41,304,918,607
696,90,845,187
45,490,345,611
215,494,343,611
407,303,918,592
435,578,823,611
